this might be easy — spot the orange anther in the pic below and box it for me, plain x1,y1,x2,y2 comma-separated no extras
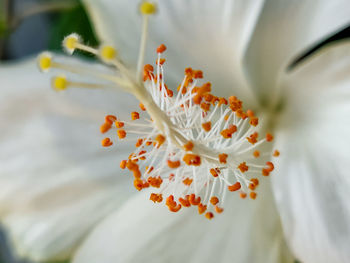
115,121,124,128
198,203,207,214
150,193,163,203
139,103,146,111
211,96,219,105
251,178,259,186
240,192,247,199
189,194,201,205
253,150,260,158
185,67,193,76
266,133,274,142
179,195,191,207
157,44,167,53
199,82,211,94
193,70,203,79
218,97,228,106
246,110,254,118
126,160,139,171
167,159,181,169
133,169,141,179
249,117,259,127
273,150,280,157
221,124,237,138
202,121,211,132
135,138,144,147
193,94,202,105
100,122,112,133
131,111,140,120
249,183,256,191
169,203,182,212
183,154,201,166
148,176,163,188
205,212,214,220
117,129,126,139
154,134,166,148
218,153,228,164
204,93,213,102
238,162,249,173
224,114,230,121
144,64,154,72
262,169,270,176
210,196,219,205
183,141,194,151
183,177,193,186
247,132,258,144
236,109,247,119
156,58,166,65
250,192,257,200
101,137,113,147
200,102,211,112
266,161,274,171
214,205,224,214
210,168,220,177
105,115,117,124
228,182,241,192
138,150,147,160
229,96,243,112
120,160,127,169
133,178,144,191
166,195,176,207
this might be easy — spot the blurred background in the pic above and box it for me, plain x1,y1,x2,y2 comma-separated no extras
0,0,349,262
0,0,98,62
1,1,98,263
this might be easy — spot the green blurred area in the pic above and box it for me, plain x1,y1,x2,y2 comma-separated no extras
48,1,99,55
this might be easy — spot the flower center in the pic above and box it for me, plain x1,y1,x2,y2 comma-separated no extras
38,1,279,220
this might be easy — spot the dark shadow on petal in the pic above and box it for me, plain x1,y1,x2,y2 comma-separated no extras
288,23,350,71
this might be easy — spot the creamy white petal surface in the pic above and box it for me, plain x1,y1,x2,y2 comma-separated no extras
244,0,350,104
73,178,293,263
82,0,264,106
272,42,350,263
0,57,136,261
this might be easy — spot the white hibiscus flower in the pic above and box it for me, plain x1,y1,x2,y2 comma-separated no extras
0,1,349,263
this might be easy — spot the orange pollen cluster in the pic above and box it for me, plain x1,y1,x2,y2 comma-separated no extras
262,161,274,176
100,115,117,133
247,132,258,144
220,124,237,138
210,168,220,177
183,177,193,185
202,121,211,132
96,44,281,220
167,159,181,169
150,193,163,203
238,162,249,173
218,153,228,164
183,154,201,166
183,141,194,151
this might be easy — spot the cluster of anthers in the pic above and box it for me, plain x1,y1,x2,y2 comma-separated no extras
38,1,279,220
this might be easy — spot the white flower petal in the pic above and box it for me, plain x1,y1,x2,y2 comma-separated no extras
83,0,265,106
0,57,137,261
272,42,350,263
73,181,293,263
244,0,350,104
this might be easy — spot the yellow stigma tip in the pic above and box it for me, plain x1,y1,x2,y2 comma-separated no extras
38,53,52,72
53,76,68,91
63,34,81,54
101,46,117,60
140,2,156,15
